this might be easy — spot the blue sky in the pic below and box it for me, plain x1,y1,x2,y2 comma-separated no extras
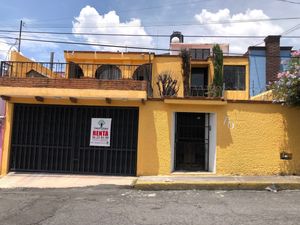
0,0,300,61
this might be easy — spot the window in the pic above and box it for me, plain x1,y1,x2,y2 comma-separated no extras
190,68,208,96
223,66,246,90
133,64,150,81
190,49,210,60
68,62,84,79
95,65,121,80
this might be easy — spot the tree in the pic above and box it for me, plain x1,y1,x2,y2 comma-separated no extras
180,49,190,97
212,44,224,96
270,50,300,106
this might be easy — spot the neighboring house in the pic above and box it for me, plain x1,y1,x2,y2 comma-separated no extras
247,35,292,96
0,35,299,177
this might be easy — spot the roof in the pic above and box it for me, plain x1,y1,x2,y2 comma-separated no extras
247,46,293,51
64,50,155,54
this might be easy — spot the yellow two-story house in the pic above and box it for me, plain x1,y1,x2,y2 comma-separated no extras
0,34,299,177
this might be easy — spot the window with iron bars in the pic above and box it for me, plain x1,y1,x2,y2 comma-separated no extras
223,65,246,90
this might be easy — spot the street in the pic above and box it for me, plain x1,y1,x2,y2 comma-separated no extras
0,186,299,225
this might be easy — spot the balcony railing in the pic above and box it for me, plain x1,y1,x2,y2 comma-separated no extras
188,85,224,98
0,61,152,80
0,61,153,97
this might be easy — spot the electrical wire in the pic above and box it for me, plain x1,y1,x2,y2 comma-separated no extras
0,29,300,38
276,0,300,4
0,35,294,58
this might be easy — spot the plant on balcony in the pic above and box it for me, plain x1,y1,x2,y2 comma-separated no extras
212,44,224,97
207,84,223,98
270,50,300,106
181,49,190,97
156,72,179,97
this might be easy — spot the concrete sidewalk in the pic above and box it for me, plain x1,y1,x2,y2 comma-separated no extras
0,172,136,188
134,175,300,190
2,173,300,190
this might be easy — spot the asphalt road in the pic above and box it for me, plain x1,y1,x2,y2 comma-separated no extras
0,186,299,225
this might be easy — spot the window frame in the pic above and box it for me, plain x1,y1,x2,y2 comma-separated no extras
223,65,246,91
190,49,211,60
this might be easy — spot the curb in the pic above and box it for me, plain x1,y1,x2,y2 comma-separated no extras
134,181,300,190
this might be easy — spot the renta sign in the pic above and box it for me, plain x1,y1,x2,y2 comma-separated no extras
90,118,112,147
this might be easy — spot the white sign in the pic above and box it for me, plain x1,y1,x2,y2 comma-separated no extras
90,118,112,147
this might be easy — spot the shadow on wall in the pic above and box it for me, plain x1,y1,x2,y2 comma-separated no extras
279,108,300,175
217,109,233,149
215,103,300,176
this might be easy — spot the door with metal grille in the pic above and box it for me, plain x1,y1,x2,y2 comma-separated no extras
10,104,139,176
175,112,209,171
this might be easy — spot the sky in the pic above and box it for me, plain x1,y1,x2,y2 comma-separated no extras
0,0,300,61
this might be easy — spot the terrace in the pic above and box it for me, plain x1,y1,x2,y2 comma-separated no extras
0,61,152,102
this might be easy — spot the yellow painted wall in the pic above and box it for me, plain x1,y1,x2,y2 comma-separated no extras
1,98,299,176
64,51,153,79
64,52,249,100
0,102,13,176
152,56,183,98
10,51,61,78
137,101,300,176
0,86,147,100
251,90,273,101
9,51,249,100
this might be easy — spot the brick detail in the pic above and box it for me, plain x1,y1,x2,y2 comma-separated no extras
264,36,281,84
0,77,147,91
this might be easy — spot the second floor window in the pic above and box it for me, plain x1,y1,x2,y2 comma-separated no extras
190,49,210,60
223,66,246,90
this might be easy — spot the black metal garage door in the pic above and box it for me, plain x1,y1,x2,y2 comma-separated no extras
10,104,139,176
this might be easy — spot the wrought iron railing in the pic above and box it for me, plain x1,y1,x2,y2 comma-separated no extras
0,61,152,81
189,85,224,98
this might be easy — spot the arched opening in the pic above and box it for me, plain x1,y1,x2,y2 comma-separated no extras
95,65,121,80
133,64,150,81
68,62,84,79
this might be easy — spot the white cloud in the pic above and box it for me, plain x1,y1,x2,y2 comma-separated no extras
72,5,153,51
192,9,284,53
0,41,17,60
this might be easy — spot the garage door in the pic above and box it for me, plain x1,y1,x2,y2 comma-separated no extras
10,104,139,176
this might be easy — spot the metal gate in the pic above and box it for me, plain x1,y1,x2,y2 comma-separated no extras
10,104,139,176
175,112,209,171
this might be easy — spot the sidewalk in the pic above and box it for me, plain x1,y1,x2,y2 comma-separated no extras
1,173,300,190
134,175,300,190
0,172,136,188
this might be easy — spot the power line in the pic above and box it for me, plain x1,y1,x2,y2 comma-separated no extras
1,15,300,30
1,29,300,38
23,16,300,29
276,0,300,4
0,36,295,58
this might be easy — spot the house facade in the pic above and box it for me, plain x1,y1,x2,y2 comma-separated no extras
0,38,299,177
247,35,292,96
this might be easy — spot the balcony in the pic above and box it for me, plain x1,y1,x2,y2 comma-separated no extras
0,61,152,102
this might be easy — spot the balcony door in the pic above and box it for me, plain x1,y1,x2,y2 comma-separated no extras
190,68,208,96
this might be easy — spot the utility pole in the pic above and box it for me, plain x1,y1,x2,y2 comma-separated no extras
18,20,23,52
